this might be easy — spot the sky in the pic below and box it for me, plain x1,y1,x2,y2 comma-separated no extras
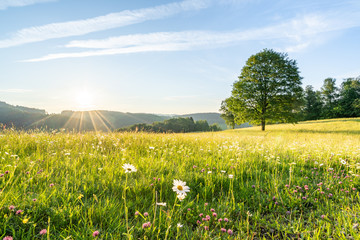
1,0,360,114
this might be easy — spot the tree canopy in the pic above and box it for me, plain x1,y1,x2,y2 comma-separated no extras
221,49,303,131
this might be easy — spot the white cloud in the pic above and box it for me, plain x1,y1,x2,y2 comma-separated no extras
0,0,55,10
0,89,32,93
23,11,360,62
0,0,209,48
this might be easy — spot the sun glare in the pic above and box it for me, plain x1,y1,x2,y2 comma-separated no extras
76,91,93,109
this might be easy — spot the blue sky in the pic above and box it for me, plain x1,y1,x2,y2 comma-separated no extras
1,0,360,114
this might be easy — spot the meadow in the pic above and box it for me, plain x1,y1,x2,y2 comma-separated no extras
0,118,360,239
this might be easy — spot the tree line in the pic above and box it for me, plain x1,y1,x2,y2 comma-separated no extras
117,117,222,133
302,77,360,120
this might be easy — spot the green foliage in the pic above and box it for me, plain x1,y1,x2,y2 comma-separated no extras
118,117,222,133
303,85,323,120
223,49,303,131
220,99,236,129
321,78,338,118
337,77,360,117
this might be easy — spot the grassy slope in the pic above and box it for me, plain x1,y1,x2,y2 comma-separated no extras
0,118,359,239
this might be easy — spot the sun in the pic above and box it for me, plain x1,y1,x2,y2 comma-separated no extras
76,90,93,109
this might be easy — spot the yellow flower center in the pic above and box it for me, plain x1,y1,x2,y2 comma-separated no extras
177,185,183,191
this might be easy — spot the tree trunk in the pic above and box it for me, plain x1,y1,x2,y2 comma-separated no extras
261,119,265,131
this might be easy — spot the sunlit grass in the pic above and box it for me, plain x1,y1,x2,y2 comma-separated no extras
0,118,359,239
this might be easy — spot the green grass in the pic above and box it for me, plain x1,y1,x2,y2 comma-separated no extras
0,118,360,239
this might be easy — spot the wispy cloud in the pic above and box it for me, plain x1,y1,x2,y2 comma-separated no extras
0,89,32,93
23,11,360,62
0,0,55,10
0,0,209,48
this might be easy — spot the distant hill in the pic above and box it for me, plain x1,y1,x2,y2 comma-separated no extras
0,101,239,131
0,101,46,128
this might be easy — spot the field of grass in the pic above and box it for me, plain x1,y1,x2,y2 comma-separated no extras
0,118,360,239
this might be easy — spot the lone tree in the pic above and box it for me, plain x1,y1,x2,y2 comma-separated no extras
221,49,303,131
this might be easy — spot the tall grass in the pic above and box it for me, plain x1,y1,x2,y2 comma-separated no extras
0,118,359,239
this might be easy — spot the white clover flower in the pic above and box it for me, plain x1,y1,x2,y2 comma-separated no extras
221,170,226,173
228,174,234,179
172,180,190,196
207,171,212,174
122,163,137,173
177,223,183,228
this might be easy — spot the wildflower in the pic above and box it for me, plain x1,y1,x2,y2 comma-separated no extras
177,223,183,228
5,171,9,174
221,228,226,232
142,222,151,229
156,202,166,206
16,210,23,215
272,196,276,201
321,215,325,219
352,188,356,191
201,169,205,172
286,211,291,215
285,184,289,188
9,205,15,210
92,230,100,237
193,165,197,168
227,229,234,235
22,218,29,224
196,220,201,224
187,208,191,211
135,211,139,216
206,215,211,220
49,183,54,187
172,180,190,196
228,174,234,179
39,229,47,235
207,171,212,174
122,163,137,173
149,146,155,149
341,159,347,165
32,198,37,202
177,194,186,201
210,208,215,212
199,213,203,217
204,203,208,206
213,212,217,217
221,170,226,173
247,211,252,217
275,202,278,205
3,236,13,240
218,218,223,222
144,212,149,217
224,217,229,222
304,185,309,190
252,185,255,188
204,226,209,230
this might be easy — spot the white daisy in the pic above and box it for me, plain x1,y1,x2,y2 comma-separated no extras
177,223,183,228
172,180,190,196
156,202,166,206
341,159,347,165
228,174,234,179
177,194,186,201
122,163,137,173
207,171,212,174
